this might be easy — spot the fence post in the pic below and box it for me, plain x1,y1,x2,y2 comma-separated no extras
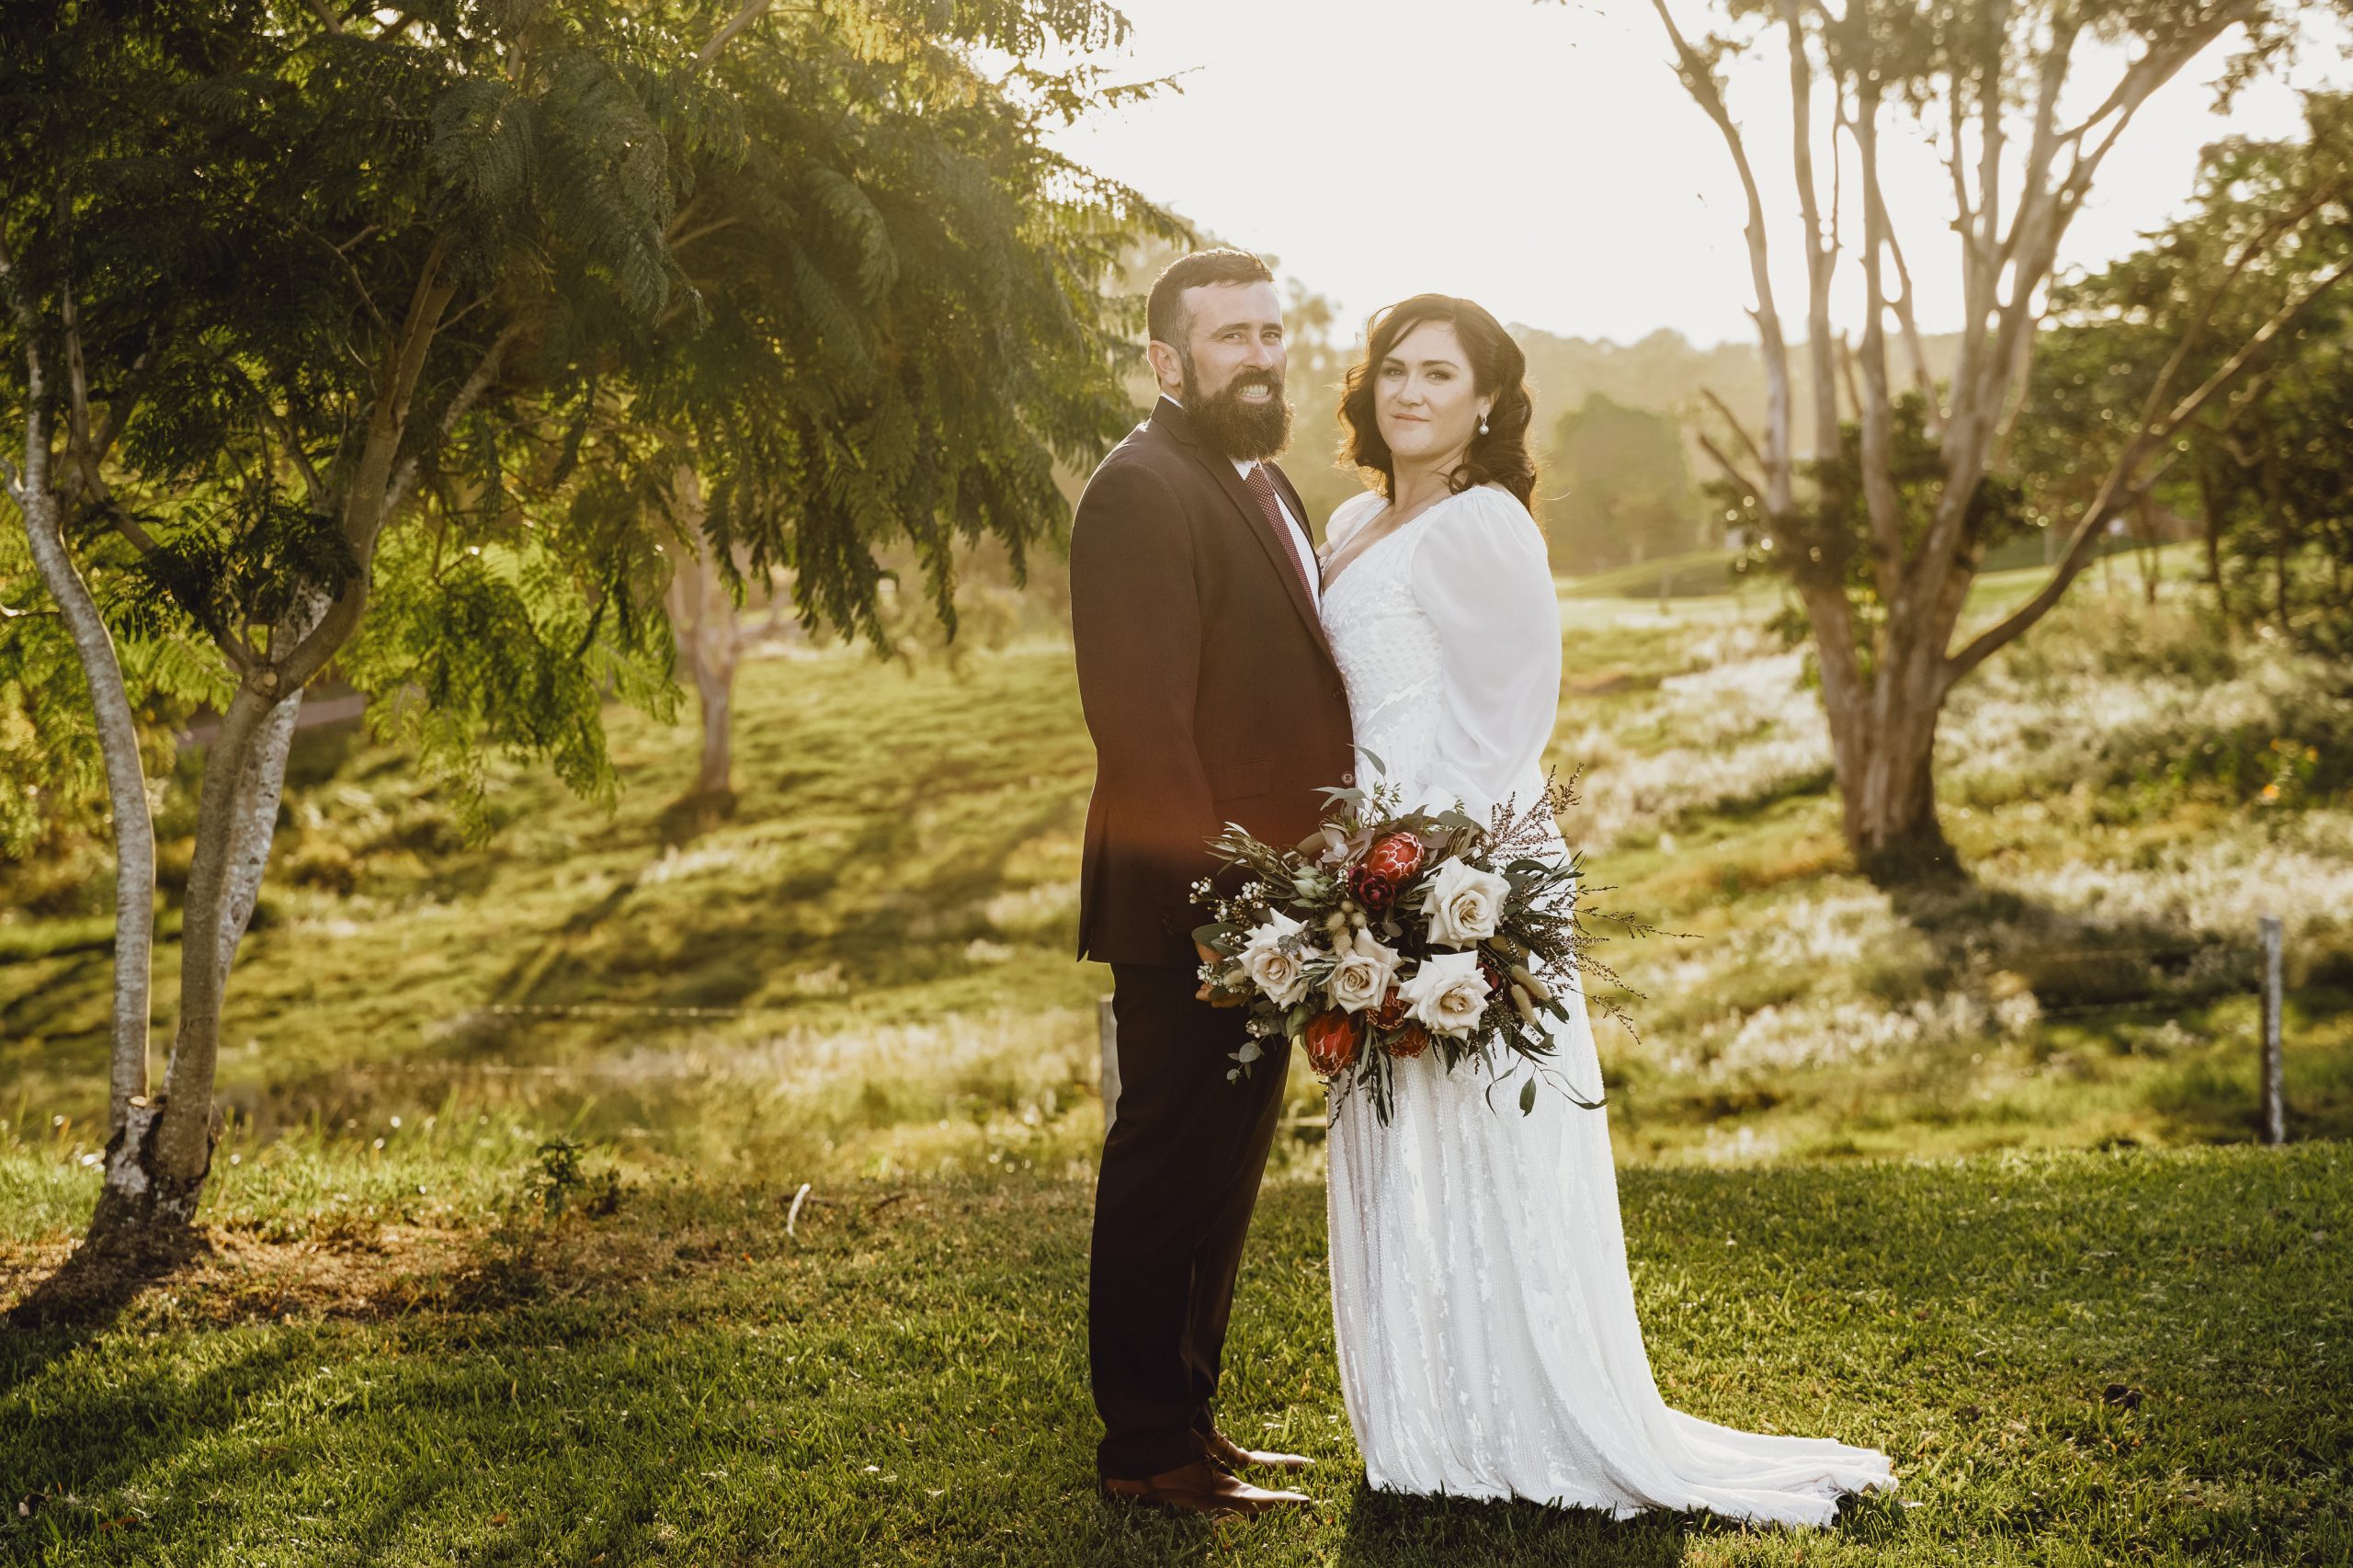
1097,994,1120,1133
2259,915,2286,1146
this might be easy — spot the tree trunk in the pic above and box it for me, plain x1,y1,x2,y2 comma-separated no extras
1827,666,1956,885
17,495,156,1138
662,465,741,803
1812,555,1963,887
693,649,734,797
12,415,156,1145
2195,453,2230,622
218,686,302,982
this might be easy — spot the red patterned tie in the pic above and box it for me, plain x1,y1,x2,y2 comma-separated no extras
1243,463,1316,599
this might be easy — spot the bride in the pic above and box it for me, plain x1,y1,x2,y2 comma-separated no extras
1314,294,1893,1527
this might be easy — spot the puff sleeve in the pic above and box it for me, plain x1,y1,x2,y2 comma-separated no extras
1404,487,1561,819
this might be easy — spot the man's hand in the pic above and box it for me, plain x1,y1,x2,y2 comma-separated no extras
1196,942,1245,1007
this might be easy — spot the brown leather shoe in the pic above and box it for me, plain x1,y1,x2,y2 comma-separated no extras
1100,1459,1312,1518
1205,1426,1315,1473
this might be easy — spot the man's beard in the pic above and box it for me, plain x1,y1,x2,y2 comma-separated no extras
1181,356,1292,462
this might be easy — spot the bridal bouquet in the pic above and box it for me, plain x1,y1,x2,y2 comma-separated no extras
1190,771,1641,1123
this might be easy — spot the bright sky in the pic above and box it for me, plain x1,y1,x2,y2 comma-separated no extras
1045,1,2347,347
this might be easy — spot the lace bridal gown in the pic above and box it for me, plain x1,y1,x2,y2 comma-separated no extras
1318,484,1893,1527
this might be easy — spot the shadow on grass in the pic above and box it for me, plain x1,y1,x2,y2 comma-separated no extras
1334,1479,1912,1565
0,1320,323,1548
1887,875,2260,1009
1334,1484,1699,1565
490,763,1080,1017
1,1225,209,1389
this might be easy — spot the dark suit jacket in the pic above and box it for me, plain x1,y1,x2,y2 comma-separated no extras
1070,397,1358,966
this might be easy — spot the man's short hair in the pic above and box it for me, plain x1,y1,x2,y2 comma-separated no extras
1146,249,1275,348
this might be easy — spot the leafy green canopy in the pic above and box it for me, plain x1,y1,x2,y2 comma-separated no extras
2026,92,2353,655
3,0,1166,835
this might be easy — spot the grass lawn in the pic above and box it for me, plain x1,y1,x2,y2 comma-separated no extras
5,554,2353,1562
8,563,2350,1183
3,1138,2347,1565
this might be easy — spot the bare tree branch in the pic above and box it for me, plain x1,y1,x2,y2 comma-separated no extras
1851,84,1904,577
255,399,329,510
1835,332,1862,421
1881,219,1941,435
697,0,772,71
293,217,389,333
1779,0,1840,460
1695,431,1769,506
1700,388,1769,478
385,321,521,518
1654,0,1794,513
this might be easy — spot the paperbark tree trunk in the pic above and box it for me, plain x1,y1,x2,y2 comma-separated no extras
85,597,312,1251
11,421,155,1145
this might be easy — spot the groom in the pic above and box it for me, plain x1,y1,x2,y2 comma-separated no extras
1069,248,1355,1517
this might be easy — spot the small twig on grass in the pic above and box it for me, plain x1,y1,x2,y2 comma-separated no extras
785,1181,811,1237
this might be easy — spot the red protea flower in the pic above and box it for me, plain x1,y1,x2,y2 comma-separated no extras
1386,1022,1431,1060
1371,988,1409,1029
1348,869,1398,911
1348,834,1425,913
1303,1009,1361,1075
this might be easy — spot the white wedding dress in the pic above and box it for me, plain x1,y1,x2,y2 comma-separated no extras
1318,484,1893,1526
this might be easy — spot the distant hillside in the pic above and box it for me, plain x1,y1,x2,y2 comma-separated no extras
1511,323,1968,458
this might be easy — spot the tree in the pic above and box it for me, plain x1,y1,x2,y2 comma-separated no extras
580,7,1171,812
657,465,784,807
1545,392,1703,574
2024,97,2353,648
1646,0,2353,881
1,0,1152,1274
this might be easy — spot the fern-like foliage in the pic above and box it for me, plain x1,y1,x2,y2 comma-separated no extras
4,0,1167,844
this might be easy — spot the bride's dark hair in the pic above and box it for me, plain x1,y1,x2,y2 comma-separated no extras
1338,294,1538,508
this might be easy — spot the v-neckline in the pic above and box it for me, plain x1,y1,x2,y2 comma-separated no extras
1322,488,1471,596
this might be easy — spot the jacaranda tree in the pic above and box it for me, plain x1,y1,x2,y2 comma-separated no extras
1,0,1158,1278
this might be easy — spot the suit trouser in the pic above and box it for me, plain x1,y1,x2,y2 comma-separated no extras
1088,961,1293,1481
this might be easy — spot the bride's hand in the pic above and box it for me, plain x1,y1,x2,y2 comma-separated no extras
1196,942,1245,1007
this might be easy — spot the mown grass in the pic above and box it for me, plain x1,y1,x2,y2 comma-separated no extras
3,1137,2347,1565
5,551,2351,1562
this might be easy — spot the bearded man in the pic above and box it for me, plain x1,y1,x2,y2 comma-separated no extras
1068,248,1355,1518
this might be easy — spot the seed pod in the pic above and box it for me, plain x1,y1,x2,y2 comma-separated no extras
1508,965,1554,1003
1510,983,1539,1024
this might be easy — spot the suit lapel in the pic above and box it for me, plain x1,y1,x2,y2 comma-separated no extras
1149,399,1333,663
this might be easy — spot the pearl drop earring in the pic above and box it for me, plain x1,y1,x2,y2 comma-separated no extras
1478,413,1490,436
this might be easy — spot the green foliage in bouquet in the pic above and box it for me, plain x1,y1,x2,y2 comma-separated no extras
1191,768,1654,1124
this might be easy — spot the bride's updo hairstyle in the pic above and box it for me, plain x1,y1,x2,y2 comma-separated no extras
1339,293,1538,508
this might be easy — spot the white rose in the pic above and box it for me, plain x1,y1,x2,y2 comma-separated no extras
1397,950,1492,1039
1326,936,1402,1015
1420,858,1511,948
1238,910,1313,1007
